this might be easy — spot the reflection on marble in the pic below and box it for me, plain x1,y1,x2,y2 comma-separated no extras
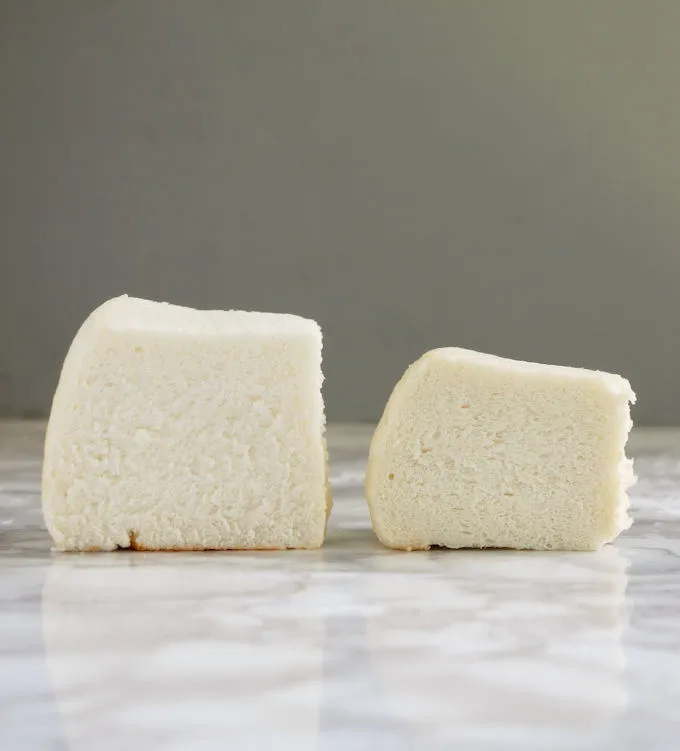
1,422,680,750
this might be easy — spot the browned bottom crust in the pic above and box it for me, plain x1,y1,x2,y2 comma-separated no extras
76,539,321,553
76,547,320,552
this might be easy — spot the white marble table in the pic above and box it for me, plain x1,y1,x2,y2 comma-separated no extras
1,422,679,750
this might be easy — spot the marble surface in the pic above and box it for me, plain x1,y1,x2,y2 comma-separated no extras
1,422,680,750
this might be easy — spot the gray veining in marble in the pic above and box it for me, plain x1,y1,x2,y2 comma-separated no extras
1,421,680,750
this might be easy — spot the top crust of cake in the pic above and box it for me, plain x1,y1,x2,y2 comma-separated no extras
424,348,635,402
96,295,321,338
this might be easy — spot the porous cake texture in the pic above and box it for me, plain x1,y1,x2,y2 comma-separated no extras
366,348,635,551
43,296,330,551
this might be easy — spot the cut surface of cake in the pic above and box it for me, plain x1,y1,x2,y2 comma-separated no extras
42,296,330,551
365,348,635,551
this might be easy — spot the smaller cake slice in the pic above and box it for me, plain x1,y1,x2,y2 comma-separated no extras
42,295,330,551
365,348,635,551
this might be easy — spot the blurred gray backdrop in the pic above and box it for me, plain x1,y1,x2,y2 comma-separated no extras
1,1,679,423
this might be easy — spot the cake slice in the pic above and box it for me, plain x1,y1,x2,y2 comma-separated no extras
365,348,635,551
42,295,331,551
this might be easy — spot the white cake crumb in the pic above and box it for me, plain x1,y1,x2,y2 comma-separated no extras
365,348,635,551
42,295,331,551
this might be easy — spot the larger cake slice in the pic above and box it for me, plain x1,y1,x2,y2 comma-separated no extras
43,295,330,551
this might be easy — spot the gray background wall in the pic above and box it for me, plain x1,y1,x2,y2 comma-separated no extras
1,1,679,423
